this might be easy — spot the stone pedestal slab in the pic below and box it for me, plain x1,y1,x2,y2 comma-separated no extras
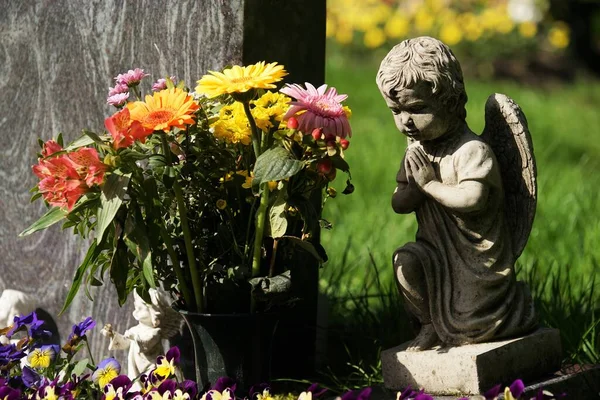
381,328,562,396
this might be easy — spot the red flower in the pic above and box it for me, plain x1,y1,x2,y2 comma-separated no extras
68,148,107,187
105,107,148,149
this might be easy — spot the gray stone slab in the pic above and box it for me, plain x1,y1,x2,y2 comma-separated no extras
381,328,562,396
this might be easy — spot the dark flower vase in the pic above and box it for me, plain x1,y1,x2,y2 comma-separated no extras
173,307,280,391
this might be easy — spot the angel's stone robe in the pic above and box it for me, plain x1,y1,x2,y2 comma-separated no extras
394,130,537,345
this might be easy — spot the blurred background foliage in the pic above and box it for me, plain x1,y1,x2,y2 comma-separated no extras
326,0,600,81
315,0,600,391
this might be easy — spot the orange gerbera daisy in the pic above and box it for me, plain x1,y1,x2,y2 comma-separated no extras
195,62,287,99
127,87,200,133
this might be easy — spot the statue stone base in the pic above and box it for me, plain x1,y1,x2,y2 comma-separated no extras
381,328,561,396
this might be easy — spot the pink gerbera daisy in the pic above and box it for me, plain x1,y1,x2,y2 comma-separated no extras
115,68,149,86
280,82,351,138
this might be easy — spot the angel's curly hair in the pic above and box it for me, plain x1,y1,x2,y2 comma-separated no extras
376,36,468,120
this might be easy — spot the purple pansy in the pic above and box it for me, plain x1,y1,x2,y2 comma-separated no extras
397,386,416,400
0,386,21,400
339,387,372,400
509,379,525,398
212,376,237,394
484,384,502,399
180,380,198,400
6,312,50,339
306,383,328,398
68,317,96,342
0,344,26,365
413,390,434,400
22,366,45,388
249,383,270,400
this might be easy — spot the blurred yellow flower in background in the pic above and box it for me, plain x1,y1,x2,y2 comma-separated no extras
440,22,463,45
415,8,434,33
548,22,570,49
385,14,410,39
364,27,386,48
519,21,538,38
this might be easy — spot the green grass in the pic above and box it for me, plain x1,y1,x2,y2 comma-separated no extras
317,53,600,387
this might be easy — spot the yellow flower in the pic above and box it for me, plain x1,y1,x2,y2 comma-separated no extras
195,62,287,98
220,171,234,183
257,389,275,400
326,18,336,38
414,8,434,33
252,92,291,132
335,26,354,44
127,88,199,133
216,199,227,210
518,21,537,38
237,170,253,189
28,346,57,368
384,14,409,39
38,386,58,400
548,22,570,49
212,103,252,145
440,22,463,45
364,27,386,48
343,106,352,119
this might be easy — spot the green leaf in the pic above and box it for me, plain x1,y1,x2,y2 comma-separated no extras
29,192,43,203
280,236,324,262
65,134,96,151
253,147,304,188
59,240,99,315
110,239,130,306
124,209,156,289
72,358,89,377
82,129,107,146
330,154,350,173
120,149,149,161
96,173,131,244
148,154,167,168
268,191,288,238
19,207,68,237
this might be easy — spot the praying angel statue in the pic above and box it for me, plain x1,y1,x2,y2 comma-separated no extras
377,36,538,351
101,288,182,378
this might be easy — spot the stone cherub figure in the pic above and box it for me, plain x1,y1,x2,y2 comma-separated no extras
102,288,182,378
376,36,537,351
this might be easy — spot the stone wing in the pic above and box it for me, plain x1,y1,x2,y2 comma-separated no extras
481,93,537,260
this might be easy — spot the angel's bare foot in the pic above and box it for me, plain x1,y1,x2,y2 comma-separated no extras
405,324,439,351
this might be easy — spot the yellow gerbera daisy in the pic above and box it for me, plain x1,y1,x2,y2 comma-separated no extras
195,62,287,98
127,87,200,133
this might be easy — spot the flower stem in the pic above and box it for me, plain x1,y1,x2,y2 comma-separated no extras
243,101,261,159
85,339,96,366
252,185,269,278
173,181,204,313
159,222,195,312
160,135,203,312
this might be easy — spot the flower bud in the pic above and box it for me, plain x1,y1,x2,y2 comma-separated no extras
311,128,323,141
340,139,350,150
317,158,333,175
326,168,337,181
287,117,299,130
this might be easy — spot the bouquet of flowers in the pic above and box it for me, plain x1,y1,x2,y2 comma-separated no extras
20,62,353,314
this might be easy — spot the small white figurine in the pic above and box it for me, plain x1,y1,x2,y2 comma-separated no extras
101,288,182,379
0,289,36,344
